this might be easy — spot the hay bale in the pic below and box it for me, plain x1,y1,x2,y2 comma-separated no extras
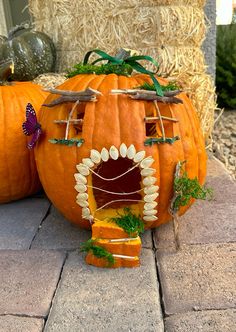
33,73,66,89
29,0,216,139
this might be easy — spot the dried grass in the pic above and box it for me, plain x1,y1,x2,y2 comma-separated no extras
28,0,215,139
33,73,66,89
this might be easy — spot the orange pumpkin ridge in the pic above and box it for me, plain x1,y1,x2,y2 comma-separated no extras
0,82,48,203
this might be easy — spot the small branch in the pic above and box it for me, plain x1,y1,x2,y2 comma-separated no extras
54,119,83,124
154,100,166,140
145,116,178,123
131,94,183,104
43,95,97,107
44,87,102,96
65,100,80,140
111,89,183,104
43,88,101,107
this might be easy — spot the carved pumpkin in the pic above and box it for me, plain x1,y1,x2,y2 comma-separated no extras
0,64,48,203
35,73,207,227
0,26,56,81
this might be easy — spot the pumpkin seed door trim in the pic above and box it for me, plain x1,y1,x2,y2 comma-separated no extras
74,144,159,225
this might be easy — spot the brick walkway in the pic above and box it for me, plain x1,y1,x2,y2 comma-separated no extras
0,157,235,331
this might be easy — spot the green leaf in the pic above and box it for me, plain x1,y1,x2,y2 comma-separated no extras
171,162,213,212
111,207,145,237
48,138,85,146
144,136,180,146
80,239,115,267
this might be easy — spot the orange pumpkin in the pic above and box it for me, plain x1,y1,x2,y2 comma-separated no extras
0,81,47,203
35,73,207,230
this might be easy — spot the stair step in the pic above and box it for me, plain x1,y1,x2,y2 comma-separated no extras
86,252,140,268
93,237,141,256
92,220,137,239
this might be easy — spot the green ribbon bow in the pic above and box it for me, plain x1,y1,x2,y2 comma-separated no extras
83,49,164,97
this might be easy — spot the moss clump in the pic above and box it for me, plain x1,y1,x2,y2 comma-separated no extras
67,63,133,78
111,207,145,237
80,239,114,266
136,81,180,92
172,170,213,211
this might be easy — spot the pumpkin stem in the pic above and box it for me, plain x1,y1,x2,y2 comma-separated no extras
8,24,30,40
0,60,14,84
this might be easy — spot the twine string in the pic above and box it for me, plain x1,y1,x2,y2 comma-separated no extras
86,185,143,196
95,199,144,212
88,162,140,181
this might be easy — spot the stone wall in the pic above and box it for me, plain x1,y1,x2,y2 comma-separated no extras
203,0,217,79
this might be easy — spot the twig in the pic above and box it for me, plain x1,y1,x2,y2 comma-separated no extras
169,161,185,251
111,89,183,104
65,100,80,140
154,100,166,141
43,95,97,107
44,87,102,96
131,94,183,104
145,116,178,123
43,88,101,107
54,119,83,124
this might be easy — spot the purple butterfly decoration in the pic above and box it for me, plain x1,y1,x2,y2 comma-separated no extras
22,103,42,149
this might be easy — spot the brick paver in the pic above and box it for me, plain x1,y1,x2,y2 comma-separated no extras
156,244,236,315
44,249,164,332
164,309,236,332
0,198,50,249
0,316,44,332
0,250,65,317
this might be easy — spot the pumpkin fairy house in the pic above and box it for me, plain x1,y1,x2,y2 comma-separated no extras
34,49,211,268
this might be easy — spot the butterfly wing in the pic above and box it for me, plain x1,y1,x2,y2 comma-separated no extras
22,103,37,136
27,127,42,149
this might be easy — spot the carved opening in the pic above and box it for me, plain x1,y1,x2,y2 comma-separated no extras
92,157,142,209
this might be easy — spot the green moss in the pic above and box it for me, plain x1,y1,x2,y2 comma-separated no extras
67,63,133,78
111,207,145,237
80,239,115,266
172,167,213,211
136,81,180,92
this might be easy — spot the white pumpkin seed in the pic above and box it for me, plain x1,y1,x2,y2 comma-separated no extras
77,193,89,201
90,149,101,164
74,173,87,184
120,143,127,158
143,209,157,216
141,168,156,177
101,147,109,162
82,214,92,220
140,156,154,169
76,200,89,207
82,158,94,168
144,202,158,210
74,184,87,193
76,163,89,176
109,145,119,160
142,176,157,186
144,185,159,195
133,150,146,163
127,144,136,159
143,215,158,222
82,207,90,217
144,193,159,202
